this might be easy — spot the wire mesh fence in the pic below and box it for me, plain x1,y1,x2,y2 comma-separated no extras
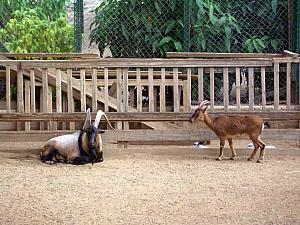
90,0,290,58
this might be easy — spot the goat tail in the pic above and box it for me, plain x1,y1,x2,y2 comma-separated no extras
264,121,271,128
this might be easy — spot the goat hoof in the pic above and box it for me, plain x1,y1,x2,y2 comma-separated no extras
230,157,235,160
257,159,262,163
247,158,253,161
216,157,222,161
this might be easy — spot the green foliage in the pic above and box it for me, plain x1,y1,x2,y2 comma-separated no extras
90,0,287,56
0,0,71,26
244,36,278,53
0,9,74,53
90,0,184,57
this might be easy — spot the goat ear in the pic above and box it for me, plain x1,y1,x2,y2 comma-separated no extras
82,108,92,130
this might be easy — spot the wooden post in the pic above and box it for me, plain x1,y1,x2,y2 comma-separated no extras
223,67,229,112
39,87,44,130
67,69,75,130
24,81,30,131
261,67,266,111
198,67,203,103
80,68,86,112
62,93,67,130
104,68,109,112
42,68,48,113
17,68,24,130
186,68,191,111
235,67,241,111
286,63,291,110
274,62,280,110
123,68,129,130
56,69,62,113
173,67,179,112
160,68,166,112
48,86,53,130
136,68,142,112
92,68,98,112
148,68,154,112
209,67,215,112
30,69,35,113
116,68,123,129
248,67,254,111
6,66,11,113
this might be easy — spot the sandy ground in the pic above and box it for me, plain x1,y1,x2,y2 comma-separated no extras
0,141,300,225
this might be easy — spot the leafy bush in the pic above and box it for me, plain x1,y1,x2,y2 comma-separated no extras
0,9,74,52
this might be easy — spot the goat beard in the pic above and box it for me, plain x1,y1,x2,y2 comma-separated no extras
88,148,97,164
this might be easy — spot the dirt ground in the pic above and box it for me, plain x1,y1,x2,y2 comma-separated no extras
0,140,300,225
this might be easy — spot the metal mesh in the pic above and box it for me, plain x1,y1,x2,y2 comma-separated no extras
90,0,289,57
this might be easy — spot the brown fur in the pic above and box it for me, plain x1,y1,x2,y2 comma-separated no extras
190,100,266,163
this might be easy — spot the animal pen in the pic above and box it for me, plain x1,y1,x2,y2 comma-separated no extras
0,52,300,147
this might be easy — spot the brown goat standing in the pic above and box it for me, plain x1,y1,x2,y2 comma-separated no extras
190,100,268,163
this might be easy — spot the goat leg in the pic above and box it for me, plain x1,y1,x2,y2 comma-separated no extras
227,138,237,160
216,138,225,161
257,139,266,163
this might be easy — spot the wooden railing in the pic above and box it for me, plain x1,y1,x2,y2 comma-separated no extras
0,53,299,144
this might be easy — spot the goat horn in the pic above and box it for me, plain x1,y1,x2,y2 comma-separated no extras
198,100,210,109
94,110,115,130
82,108,92,130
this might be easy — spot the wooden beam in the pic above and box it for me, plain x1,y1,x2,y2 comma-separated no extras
0,129,300,143
18,58,273,68
166,52,283,58
1,111,300,122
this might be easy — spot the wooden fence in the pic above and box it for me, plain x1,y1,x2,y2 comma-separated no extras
0,52,300,145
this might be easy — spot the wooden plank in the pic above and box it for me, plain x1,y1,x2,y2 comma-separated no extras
123,68,129,130
286,63,291,110
235,67,241,111
48,86,53,130
17,68,23,130
56,69,62,113
274,62,280,110
136,68,142,112
67,69,74,130
173,67,179,112
42,68,48,112
92,68,98,112
223,67,229,112
86,79,184,86
5,66,11,112
19,58,274,69
0,129,300,143
104,68,109,112
148,68,154,112
261,67,266,111
30,69,36,113
248,67,254,111
160,68,166,112
116,68,123,129
209,67,214,112
198,67,203,103
24,81,30,131
2,111,300,122
80,68,86,112
166,52,283,58
185,68,192,112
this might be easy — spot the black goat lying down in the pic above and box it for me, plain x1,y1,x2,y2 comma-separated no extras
40,109,114,165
